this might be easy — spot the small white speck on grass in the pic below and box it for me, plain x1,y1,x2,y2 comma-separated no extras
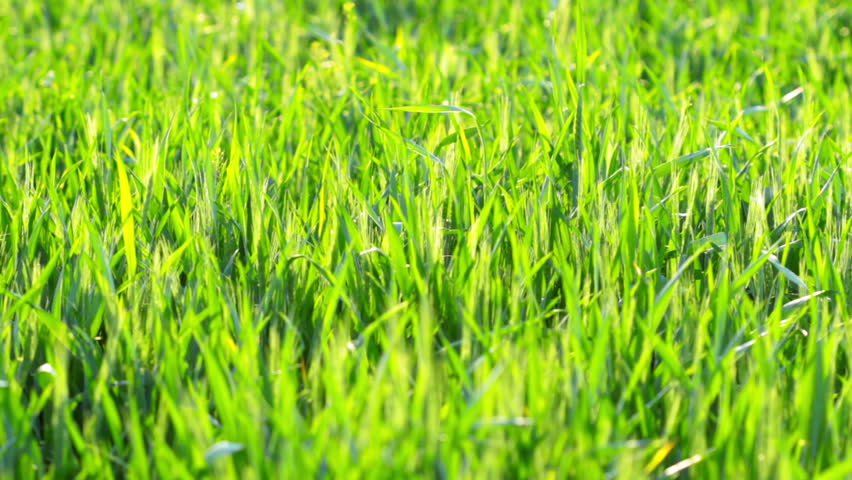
236,1,246,11
41,70,55,88
210,91,220,99
35,363,56,389
781,86,804,103
664,454,705,477
204,441,244,464
0,379,8,388
473,417,534,428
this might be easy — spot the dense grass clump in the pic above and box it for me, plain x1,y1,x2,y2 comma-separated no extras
1,0,850,477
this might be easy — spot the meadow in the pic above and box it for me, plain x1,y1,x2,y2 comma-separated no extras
1,0,851,477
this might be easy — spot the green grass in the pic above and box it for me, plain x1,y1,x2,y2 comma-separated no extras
1,0,850,477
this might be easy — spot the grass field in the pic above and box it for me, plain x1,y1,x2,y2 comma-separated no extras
1,0,851,477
